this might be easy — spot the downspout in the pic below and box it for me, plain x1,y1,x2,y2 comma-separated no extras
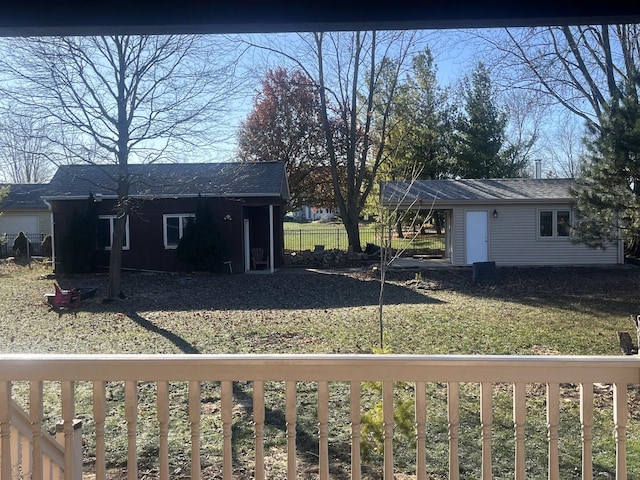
269,204,274,273
43,198,55,270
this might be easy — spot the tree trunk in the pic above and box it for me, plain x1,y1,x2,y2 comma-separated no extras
107,174,130,300
343,208,362,253
395,218,404,238
108,213,127,299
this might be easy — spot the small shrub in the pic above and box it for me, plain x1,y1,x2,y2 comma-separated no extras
12,232,30,258
41,234,52,258
176,195,225,272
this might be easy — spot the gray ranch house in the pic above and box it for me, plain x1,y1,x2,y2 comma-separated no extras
43,162,290,273
0,183,52,256
381,178,623,267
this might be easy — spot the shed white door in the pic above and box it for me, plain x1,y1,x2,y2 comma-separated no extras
465,211,488,264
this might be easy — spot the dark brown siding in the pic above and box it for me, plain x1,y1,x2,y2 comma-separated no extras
51,196,285,273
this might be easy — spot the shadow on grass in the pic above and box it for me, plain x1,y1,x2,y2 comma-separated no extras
387,264,640,318
126,311,201,354
67,268,443,313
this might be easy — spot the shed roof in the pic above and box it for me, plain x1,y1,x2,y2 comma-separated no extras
44,162,290,200
381,178,574,207
0,184,51,210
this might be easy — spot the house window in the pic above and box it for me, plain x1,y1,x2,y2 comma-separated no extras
163,214,195,249
98,215,130,250
539,210,571,238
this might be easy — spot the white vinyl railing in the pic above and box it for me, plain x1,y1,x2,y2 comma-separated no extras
0,353,639,480
0,398,80,480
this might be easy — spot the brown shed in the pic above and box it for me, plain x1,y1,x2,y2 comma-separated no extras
43,162,290,273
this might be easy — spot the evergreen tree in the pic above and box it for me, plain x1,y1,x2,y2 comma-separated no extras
454,63,529,178
59,194,99,273
385,48,454,182
571,79,640,257
380,48,454,236
176,196,225,272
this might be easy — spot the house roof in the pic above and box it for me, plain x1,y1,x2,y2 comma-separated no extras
0,184,51,210
381,178,574,207
44,162,290,200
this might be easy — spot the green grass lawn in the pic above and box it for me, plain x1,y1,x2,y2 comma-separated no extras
2,260,639,479
284,220,444,253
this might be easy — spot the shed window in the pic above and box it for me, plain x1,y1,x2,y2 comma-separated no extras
98,215,130,250
163,214,195,249
539,210,571,238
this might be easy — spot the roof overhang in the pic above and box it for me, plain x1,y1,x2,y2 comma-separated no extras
42,192,286,202
383,197,575,209
1,2,639,37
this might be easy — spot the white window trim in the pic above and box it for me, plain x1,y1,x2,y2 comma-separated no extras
98,215,130,250
537,209,571,240
163,213,195,249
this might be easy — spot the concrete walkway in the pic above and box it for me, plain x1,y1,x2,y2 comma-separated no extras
388,257,453,269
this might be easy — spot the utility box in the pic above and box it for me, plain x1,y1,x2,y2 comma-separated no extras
472,261,496,285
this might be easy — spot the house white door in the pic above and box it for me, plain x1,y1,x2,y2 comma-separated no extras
465,211,488,264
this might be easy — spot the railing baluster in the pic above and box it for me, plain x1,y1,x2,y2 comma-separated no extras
221,381,233,480
580,383,593,480
317,381,329,480
383,381,394,479
448,382,460,480
156,381,169,480
480,382,492,480
188,381,201,480
30,381,43,480
613,383,628,480
124,381,138,480
285,381,297,480
21,428,32,479
93,381,106,480
513,382,526,480
415,381,426,480
546,383,560,480
253,381,265,480
0,381,10,480
10,423,19,479
61,381,76,480
349,381,361,480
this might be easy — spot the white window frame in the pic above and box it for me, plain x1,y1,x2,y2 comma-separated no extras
537,209,571,239
163,213,195,249
98,215,130,250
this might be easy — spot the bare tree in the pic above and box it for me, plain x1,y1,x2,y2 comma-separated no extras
541,111,586,178
0,35,243,298
0,107,54,183
241,30,427,252
469,24,640,133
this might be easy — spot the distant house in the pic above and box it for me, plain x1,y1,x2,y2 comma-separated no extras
290,206,337,222
0,184,52,256
43,162,290,273
381,178,623,267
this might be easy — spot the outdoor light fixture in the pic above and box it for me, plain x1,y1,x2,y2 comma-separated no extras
223,214,232,221
492,209,498,218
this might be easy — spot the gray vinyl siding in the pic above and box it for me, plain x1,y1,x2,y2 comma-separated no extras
451,203,620,266
39,212,52,238
0,210,51,238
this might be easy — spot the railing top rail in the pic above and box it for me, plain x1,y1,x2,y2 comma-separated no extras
1,353,639,384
